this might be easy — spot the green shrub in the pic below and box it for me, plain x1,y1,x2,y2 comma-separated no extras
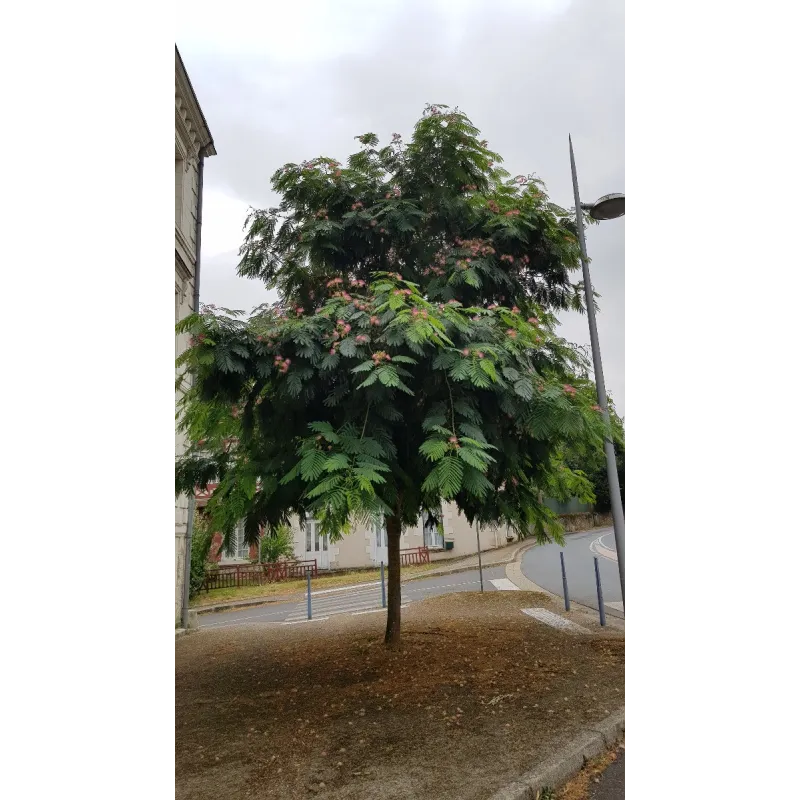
259,524,296,564
189,512,215,598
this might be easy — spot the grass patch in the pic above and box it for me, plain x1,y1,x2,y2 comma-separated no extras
189,561,441,608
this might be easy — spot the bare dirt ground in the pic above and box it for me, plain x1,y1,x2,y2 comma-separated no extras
176,591,624,800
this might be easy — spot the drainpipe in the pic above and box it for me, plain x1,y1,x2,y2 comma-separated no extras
180,152,206,629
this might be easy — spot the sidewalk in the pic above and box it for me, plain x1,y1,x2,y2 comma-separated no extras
193,538,538,615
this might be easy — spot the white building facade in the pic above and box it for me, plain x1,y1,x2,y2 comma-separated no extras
175,47,216,622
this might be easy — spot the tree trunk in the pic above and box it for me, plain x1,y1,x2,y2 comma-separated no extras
384,515,402,647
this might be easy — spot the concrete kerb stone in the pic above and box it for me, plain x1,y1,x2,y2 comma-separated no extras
488,708,625,800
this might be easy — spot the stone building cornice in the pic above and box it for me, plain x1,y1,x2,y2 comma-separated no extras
175,46,216,160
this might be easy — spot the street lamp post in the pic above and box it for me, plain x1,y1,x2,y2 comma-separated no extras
568,135,625,607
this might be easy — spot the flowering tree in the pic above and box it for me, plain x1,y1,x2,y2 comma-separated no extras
175,105,609,645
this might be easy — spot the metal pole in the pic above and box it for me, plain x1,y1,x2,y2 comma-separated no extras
559,551,571,611
476,522,484,592
380,561,386,608
569,135,625,607
180,495,195,629
594,557,606,626
306,571,312,620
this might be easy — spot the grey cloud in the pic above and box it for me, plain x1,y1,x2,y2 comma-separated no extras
182,0,624,412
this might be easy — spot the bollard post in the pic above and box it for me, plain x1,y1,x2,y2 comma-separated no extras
307,570,312,620
560,551,571,611
476,522,484,592
594,556,606,626
380,561,386,608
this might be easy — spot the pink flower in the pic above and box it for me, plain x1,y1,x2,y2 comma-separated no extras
449,436,458,444
528,317,539,325
477,352,484,359
370,220,377,227
412,308,419,317
462,348,470,356
563,385,577,396
296,307,304,315
330,348,336,355
511,306,520,314
344,324,351,333
592,404,602,412
507,329,517,338
370,316,380,326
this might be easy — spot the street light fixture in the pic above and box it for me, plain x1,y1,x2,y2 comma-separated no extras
582,192,625,221
569,135,626,608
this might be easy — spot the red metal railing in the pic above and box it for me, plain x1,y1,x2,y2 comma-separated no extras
203,559,318,592
399,546,431,567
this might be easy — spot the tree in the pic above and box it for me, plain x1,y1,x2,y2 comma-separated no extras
175,105,611,645
563,399,624,513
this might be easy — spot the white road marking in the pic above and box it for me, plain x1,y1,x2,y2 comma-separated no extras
282,617,329,625
606,601,624,612
522,608,590,633
311,581,380,596
351,603,409,616
201,618,284,628
590,535,618,562
490,578,520,591
199,609,289,628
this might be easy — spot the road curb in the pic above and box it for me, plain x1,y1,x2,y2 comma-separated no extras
193,530,607,618
508,545,625,624
193,542,540,616
488,708,625,800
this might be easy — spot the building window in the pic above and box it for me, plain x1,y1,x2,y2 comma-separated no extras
305,516,328,553
374,518,386,548
422,510,444,549
224,521,250,561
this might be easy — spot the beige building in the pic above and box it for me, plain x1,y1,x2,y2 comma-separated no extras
204,495,517,571
290,504,515,570
176,47,216,622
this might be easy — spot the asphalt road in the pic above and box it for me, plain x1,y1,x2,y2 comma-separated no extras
198,566,508,629
588,750,624,799
520,527,624,619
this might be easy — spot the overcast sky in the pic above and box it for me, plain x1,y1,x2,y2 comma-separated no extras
177,0,624,415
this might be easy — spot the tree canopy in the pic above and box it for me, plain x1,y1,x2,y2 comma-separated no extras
175,104,611,643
